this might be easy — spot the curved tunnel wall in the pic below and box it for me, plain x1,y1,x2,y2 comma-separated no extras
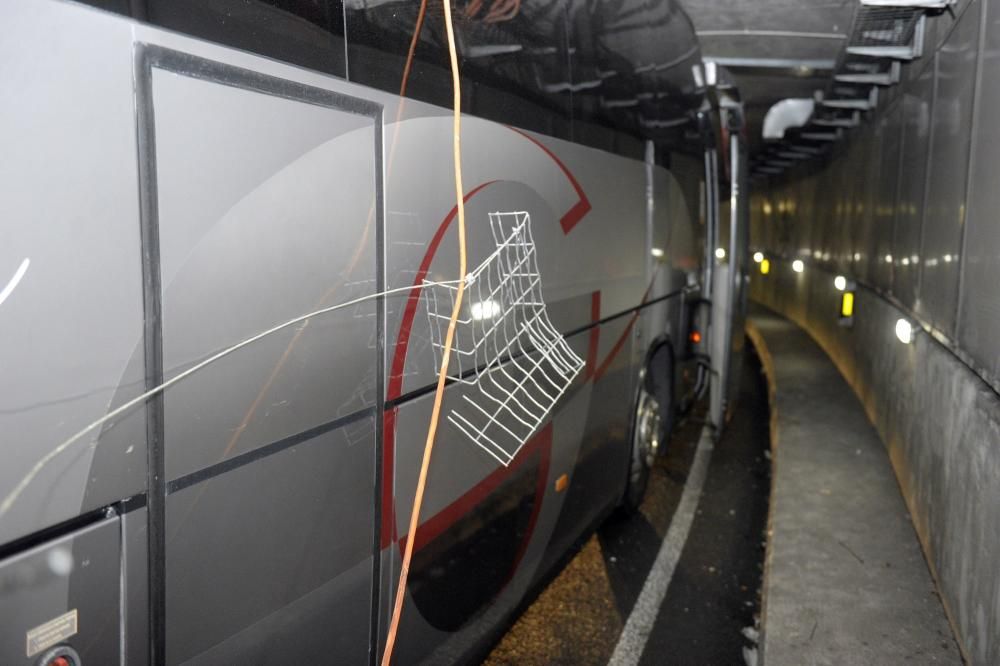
749,1,1000,662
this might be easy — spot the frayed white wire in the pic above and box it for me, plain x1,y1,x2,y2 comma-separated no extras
0,258,30,308
0,278,464,519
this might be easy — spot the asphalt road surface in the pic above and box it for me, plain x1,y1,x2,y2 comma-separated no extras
485,343,772,665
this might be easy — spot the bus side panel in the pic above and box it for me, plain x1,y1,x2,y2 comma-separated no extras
0,518,122,666
0,0,146,547
143,50,381,664
0,3,709,663
380,123,692,660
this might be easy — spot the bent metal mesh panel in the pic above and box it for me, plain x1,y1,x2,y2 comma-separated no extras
424,211,585,466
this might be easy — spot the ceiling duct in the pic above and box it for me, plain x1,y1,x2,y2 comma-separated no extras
762,98,815,140
730,0,949,178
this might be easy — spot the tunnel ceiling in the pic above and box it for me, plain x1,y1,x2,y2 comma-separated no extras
681,0,857,155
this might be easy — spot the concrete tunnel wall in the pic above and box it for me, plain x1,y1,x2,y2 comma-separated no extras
746,1,1000,662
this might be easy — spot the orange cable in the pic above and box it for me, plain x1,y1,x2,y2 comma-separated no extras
380,0,467,663
465,0,483,19
400,0,429,98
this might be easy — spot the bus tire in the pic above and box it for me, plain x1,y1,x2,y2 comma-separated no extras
649,347,675,457
622,378,663,512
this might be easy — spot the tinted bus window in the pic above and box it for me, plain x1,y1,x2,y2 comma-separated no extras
139,0,347,78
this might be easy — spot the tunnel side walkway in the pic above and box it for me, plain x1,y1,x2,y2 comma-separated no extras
747,305,961,666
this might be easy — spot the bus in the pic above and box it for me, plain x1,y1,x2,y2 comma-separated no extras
0,1,747,663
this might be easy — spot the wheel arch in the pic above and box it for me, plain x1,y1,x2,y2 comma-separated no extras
642,333,677,395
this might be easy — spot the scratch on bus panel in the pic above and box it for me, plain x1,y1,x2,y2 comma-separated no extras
0,257,30,309
0,278,462,519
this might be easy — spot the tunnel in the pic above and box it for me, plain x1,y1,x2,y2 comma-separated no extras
0,0,996,664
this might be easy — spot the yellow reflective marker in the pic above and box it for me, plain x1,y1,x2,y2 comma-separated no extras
760,259,770,275
841,291,854,318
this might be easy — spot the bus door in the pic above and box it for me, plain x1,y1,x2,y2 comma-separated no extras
136,42,382,664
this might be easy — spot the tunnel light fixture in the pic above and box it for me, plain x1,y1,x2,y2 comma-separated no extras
885,254,893,263
651,247,664,258
861,1,955,9
792,259,805,273
943,254,953,263
895,318,915,345
715,247,726,260
760,259,771,275
834,275,847,291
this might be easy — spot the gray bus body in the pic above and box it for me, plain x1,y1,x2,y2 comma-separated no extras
0,1,745,663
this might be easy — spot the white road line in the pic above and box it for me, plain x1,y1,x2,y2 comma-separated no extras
608,424,715,666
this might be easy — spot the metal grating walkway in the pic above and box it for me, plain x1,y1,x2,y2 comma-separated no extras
747,305,960,665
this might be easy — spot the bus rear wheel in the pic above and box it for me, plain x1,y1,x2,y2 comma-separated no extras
623,382,662,511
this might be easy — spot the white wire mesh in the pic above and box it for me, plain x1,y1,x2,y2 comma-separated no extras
423,211,585,466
